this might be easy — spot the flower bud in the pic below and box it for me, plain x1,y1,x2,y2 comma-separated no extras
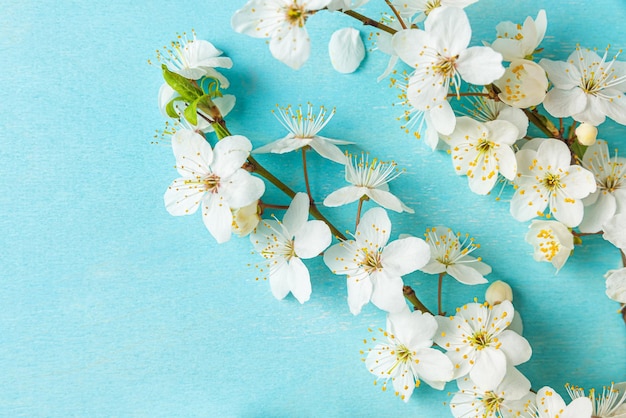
485,280,513,305
575,122,598,146
232,201,261,237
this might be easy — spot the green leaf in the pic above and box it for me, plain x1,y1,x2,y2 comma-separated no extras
184,96,200,126
165,97,185,119
161,64,202,101
571,141,588,160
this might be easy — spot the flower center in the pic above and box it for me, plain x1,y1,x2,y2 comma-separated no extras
536,229,561,261
396,344,412,363
202,173,221,193
476,139,495,154
360,248,383,273
469,330,491,349
433,55,458,78
285,5,306,27
283,239,297,261
482,391,504,414
542,173,561,191
424,0,442,14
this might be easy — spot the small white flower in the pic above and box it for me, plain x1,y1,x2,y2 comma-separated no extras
494,59,549,108
391,0,478,22
323,208,431,315
434,300,532,389
164,131,265,243
525,220,574,272
579,141,626,233
603,213,626,251
490,10,547,61
328,27,365,74
327,0,369,11
232,201,261,237
450,367,533,418
420,226,491,285
323,153,413,213
527,386,593,418
365,310,454,402
511,138,596,227
567,382,626,418
231,0,331,69
155,31,233,83
250,193,331,303
254,104,351,164
540,47,626,126
449,117,518,195
392,7,504,135
605,268,626,304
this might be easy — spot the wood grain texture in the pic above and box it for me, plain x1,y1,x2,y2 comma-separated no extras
0,0,624,416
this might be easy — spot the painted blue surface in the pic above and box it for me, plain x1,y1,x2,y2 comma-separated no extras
1,0,625,416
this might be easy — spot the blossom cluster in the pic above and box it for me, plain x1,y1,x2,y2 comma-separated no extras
151,2,626,417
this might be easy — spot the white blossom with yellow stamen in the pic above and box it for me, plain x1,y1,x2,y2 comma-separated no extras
525,220,574,272
392,7,504,136
250,193,331,303
490,10,547,61
566,381,626,418
254,104,352,164
231,0,331,69
494,59,549,108
164,130,265,243
527,386,592,418
323,208,430,315
449,117,518,195
365,310,454,402
434,300,532,390
420,226,492,285
510,138,596,227
540,47,626,126
323,153,413,213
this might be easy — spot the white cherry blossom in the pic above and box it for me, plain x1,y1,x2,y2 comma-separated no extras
164,131,265,243
463,89,529,140
323,153,413,213
365,310,454,402
567,382,626,418
510,138,596,227
449,117,518,195
392,7,504,135
579,140,626,233
434,300,532,389
254,104,351,164
450,367,533,418
250,193,331,303
527,386,593,418
490,10,547,61
231,0,331,69
494,59,549,108
155,31,233,83
525,220,574,272
540,47,626,126
323,208,431,315
420,226,491,285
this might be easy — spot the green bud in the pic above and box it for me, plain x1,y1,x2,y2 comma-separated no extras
161,64,203,102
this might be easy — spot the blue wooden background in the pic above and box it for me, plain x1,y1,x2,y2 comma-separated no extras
1,0,625,416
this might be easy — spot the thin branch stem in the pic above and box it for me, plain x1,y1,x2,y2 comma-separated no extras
302,147,313,202
260,202,290,210
403,285,432,315
355,196,366,229
341,9,397,35
437,272,445,316
384,0,407,29
447,92,491,98
522,108,555,139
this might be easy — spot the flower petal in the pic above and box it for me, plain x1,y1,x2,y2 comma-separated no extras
414,348,454,389
294,220,332,259
308,136,347,164
211,135,252,178
470,348,507,390
269,25,311,69
323,241,358,275
539,58,580,89
323,186,364,207
498,330,532,366
370,271,406,313
579,191,616,233
542,87,587,118
220,168,265,209
347,274,373,315
447,263,488,285
202,192,233,243
283,192,310,235
426,7,471,57
172,129,213,178
286,257,312,304
164,178,204,216
328,27,365,74
268,258,292,300
457,46,505,85
381,237,431,276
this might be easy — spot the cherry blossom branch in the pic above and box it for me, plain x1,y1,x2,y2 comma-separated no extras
355,196,367,229
383,0,407,29
446,92,491,98
522,108,559,139
403,285,432,315
302,148,314,202
340,9,397,35
260,202,290,211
